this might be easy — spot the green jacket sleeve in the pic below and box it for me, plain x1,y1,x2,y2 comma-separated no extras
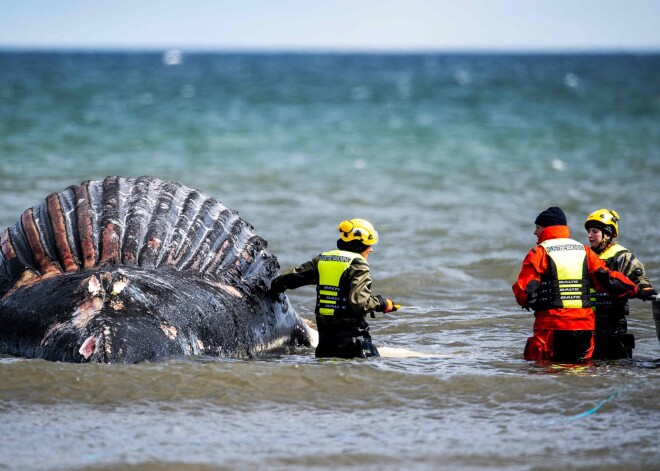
347,259,387,316
269,256,320,293
612,250,653,287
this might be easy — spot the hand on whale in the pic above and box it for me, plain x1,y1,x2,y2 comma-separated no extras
0,176,316,363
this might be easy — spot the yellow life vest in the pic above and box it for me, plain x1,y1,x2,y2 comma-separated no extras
538,238,589,309
316,249,365,316
598,243,629,263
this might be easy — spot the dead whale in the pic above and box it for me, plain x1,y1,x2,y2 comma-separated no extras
0,176,315,363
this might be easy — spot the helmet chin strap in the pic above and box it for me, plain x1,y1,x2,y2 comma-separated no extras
596,236,611,253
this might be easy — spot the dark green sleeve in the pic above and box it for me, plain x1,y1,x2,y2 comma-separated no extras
347,259,386,316
613,251,653,287
270,256,319,293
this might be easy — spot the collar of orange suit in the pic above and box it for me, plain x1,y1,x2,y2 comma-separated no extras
537,225,571,244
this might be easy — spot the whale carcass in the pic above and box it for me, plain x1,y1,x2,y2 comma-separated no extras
0,176,315,363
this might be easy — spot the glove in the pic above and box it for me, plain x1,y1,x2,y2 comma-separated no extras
524,280,539,310
267,276,286,300
383,298,398,313
636,284,658,301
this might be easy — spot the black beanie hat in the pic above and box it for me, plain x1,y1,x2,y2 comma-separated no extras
534,207,567,227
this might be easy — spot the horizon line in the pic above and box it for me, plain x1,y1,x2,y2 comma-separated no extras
1,44,659,55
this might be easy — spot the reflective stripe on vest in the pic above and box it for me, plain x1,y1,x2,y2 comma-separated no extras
538,238,589,309
589,243,629,308
316,249,364,316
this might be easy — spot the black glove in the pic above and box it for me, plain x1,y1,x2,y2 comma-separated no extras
524,280,539,310
376,295,398,313
636,284,658,301
266,288,281,301
267,276,286,300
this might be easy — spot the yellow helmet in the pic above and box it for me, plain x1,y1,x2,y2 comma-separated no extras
338,219,379,245
584,208,619,238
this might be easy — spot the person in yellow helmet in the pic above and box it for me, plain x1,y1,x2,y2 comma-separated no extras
268,218,398,359
585,209,657,359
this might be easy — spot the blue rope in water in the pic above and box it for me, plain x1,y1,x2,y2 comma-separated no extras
566,385,629,421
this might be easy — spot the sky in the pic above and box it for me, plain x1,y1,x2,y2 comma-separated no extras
1,0,659,52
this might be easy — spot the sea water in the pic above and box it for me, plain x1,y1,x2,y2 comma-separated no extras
0,51,659,470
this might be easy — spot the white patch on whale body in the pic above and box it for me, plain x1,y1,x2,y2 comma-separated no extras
160,324,178,340
87,276,102,296
111,277,128,295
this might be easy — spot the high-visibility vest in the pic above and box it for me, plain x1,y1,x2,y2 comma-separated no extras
536,238,590,309
316,249,365,317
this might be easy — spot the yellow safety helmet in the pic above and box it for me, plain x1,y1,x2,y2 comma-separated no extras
338,218,379,246
584,208,619,238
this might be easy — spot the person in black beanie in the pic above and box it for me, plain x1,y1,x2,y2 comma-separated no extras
269,219,397,359
513,207,640,363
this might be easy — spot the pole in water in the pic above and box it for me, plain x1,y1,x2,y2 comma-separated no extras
651,296,660,345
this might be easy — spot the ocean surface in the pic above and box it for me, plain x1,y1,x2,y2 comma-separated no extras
1,50,659,471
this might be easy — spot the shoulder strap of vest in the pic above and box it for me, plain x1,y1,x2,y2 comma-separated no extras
600,243,629,260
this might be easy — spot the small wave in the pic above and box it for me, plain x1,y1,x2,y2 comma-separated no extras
162,49,182,66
